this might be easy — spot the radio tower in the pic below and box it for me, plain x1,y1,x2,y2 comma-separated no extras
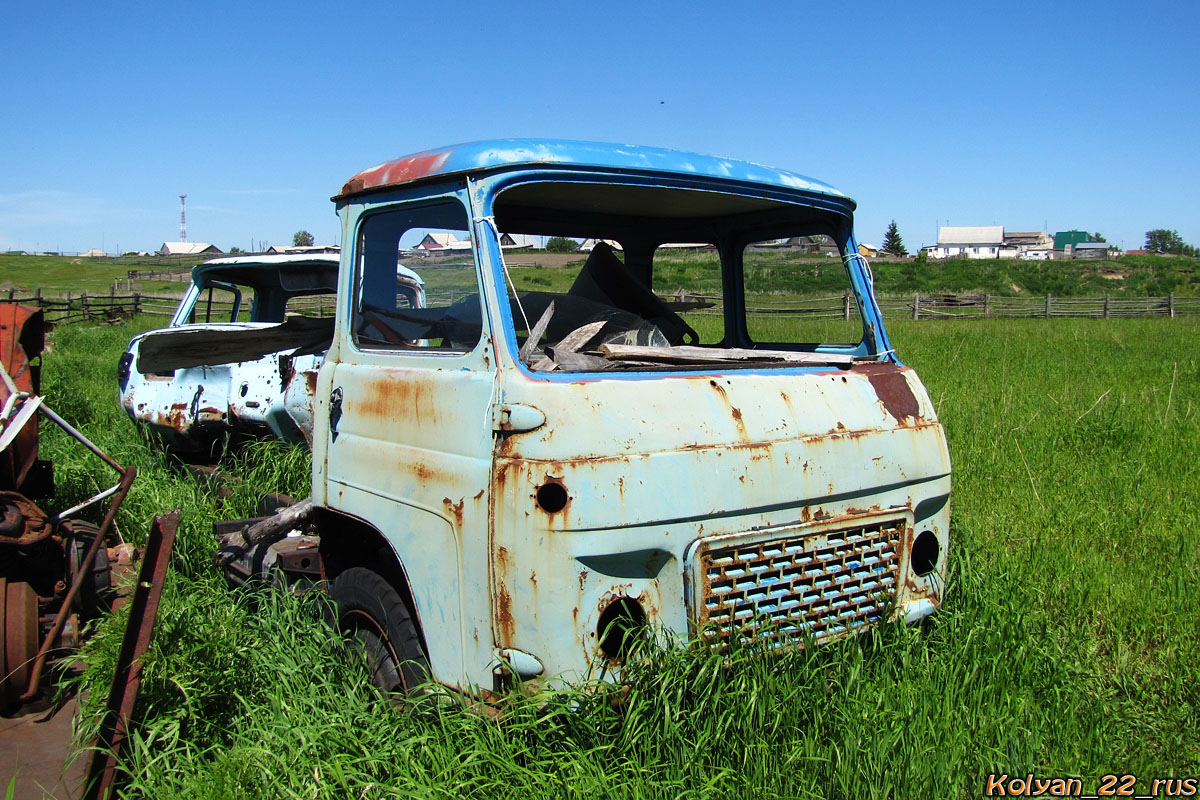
179,194,188,243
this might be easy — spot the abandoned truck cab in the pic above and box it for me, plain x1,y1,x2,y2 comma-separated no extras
314,140,951,693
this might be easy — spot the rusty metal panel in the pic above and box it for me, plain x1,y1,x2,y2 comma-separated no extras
336,140,850,202
83,510,179,800
0,305,45,492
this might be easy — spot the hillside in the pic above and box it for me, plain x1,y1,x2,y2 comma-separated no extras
2,252,1197,298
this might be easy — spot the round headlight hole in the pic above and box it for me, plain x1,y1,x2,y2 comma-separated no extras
597,596,647,661
535,482,568,513
911,530,940,577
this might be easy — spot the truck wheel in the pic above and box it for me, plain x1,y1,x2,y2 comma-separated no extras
331,567,429,694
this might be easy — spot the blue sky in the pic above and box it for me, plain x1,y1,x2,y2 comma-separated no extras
2,0,1196,255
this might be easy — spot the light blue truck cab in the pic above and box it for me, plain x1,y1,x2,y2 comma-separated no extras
311,140,951,693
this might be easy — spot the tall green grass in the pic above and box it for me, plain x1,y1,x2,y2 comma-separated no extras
46,316,1200,798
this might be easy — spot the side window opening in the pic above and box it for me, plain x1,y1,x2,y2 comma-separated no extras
353,200,477,351
186,283,254,323
741,234,864,349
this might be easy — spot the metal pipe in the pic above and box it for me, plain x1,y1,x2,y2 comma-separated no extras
51,483,122,523
21,466,137,700
36,405,124,473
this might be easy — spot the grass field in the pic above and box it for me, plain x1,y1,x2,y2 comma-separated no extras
3,251,1198,299
35,314,1200,798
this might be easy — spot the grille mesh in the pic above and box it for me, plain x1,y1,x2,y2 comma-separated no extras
695,519,902,650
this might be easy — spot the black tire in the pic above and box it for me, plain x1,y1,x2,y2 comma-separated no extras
331,567,429,694
63,521,112,620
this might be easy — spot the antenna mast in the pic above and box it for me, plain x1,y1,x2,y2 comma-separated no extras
179,194,188,242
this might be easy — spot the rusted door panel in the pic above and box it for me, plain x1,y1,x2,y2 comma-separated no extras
322,360,495,686
321,187,498,689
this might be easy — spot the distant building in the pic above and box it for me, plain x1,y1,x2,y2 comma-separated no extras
783,235,839,256
1072,242,1110,260
1052,231,1107,260
929,227,1056,259
579,238,622,252
413,232,471,251
267,244,340,255
1005,231,1054,260
1053,230,1092,250
80,248,107,257
158,242,223,257
930,226,1005,259
858,243,879,257
657,242,712,251
498,233,542,250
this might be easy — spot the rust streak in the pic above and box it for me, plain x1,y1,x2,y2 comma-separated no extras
442,496,465,529
855,364,920,423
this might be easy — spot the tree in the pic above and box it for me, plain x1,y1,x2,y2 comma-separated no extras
544,236,579,253
1144,229,1187,255
292,230,315,247
228,246,244,255
881,220,907,256
1091,232,1107,243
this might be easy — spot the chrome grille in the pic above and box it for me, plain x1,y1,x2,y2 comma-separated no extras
695,519,902,650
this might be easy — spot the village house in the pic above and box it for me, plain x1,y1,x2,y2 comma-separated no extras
412,232,471,252
158,242,223,257
928,226,1055,260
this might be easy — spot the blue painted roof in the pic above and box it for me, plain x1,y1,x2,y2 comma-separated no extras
338,139,848,202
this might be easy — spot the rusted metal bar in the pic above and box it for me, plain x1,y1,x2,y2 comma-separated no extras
20,466,137,700
82,510,179,800
36,405,125,473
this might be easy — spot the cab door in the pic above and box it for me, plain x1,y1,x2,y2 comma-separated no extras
319,188,497,689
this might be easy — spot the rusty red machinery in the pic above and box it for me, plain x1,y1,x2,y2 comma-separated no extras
0,304,137,706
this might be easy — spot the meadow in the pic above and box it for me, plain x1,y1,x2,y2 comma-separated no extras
3,251,1198,299
35,313,1200,799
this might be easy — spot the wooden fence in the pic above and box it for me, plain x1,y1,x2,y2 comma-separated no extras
0,289,338,325
125,266,194,282
689,292,1199,321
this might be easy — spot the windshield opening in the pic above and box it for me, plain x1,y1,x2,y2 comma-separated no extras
492,181,865,373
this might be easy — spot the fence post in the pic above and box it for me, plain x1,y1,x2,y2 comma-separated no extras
1045,294,1051,318
6,289,12,301
134,293,141,315
1104,293,1110,318
843,290,850,320
1169,292,1176,318
984,294,991,318
35,288,42,307
82,290,88,320
913,292,920,321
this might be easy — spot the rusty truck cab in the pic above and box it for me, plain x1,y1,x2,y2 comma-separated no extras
315,140,951,693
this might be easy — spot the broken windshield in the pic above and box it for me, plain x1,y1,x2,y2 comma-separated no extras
492,181,866,373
